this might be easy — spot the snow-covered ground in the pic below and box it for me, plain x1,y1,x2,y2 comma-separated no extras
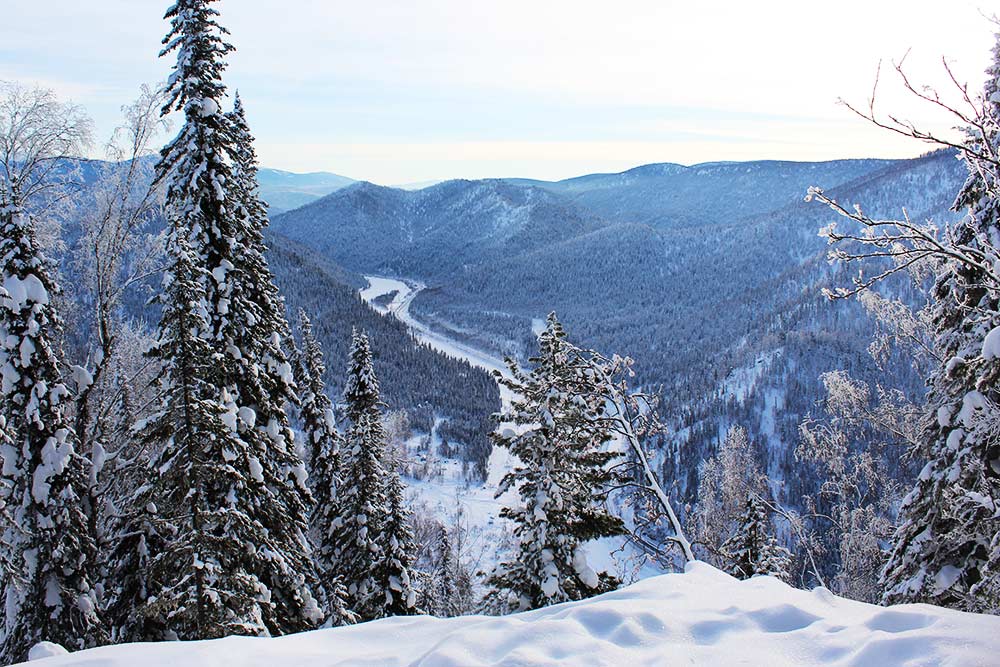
23,562,1000,666
359,276,657,581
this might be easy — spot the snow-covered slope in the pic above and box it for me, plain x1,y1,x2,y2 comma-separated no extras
22,563,999,667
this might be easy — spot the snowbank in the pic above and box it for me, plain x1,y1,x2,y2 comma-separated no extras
19,562,999,667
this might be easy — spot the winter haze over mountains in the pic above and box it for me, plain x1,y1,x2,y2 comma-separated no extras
4,1,1000,666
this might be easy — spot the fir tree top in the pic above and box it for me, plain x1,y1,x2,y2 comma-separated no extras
297,309,327,390
344,328,381,421
160,0,233,116
227,91,270,235
488,312,625,612
156,0,235,242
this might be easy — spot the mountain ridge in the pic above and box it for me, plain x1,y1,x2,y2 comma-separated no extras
268,149,967,517
257,167,356,213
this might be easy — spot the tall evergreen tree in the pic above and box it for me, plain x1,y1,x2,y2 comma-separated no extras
486,313,626,613
377,471,419,617
293,309,353,625
0,412,9,482
433,525,459,618
221,89,322,635
294,309,342,479
104,493,163,643
111,0,323,639
881,34,1000,612
0,121,106,661
723,494,791,581
111,232,269,639
332,330,418,619
0,413,10,552
332,330,390,620
343,328,382,424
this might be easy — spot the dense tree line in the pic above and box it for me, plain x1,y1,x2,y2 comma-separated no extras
0,0,488,661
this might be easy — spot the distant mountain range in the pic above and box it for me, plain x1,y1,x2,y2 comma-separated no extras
57,150,968,503
269,178,605,277
255,169,450,213
506,158,898,229
270,150,968,506
47,148,972,535
257,168,355,213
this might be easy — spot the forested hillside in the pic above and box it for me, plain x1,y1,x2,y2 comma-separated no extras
509,158,895,228
271,151,967,508
265,233,499,472
270,179,606,278
47,166,500,477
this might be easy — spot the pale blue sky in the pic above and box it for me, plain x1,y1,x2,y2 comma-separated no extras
1,1,995,184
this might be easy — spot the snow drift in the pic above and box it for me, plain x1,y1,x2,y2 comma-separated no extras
20,562,999,667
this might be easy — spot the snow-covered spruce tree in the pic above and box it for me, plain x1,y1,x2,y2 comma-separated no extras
486,313,626,613
332,330,390,620
104,493,163,643
110,230,272,640
342,328,382,425
222,91,325,632
333,329,418,619
433,525,459,618
812,32,1000,611
377,471,419,616
0,237,103,657
0,82,107,663
880,51,1000,610
0,410,10,587
118,0,323,638
723,494,791,581
0,410,10,520
293,308,353,625
295,309,342,479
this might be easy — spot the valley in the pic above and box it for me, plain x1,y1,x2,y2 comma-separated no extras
359,276,510,382
358,275,656,582
272,150,966,520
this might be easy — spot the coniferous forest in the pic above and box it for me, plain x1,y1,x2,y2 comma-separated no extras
2,1,1000,665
